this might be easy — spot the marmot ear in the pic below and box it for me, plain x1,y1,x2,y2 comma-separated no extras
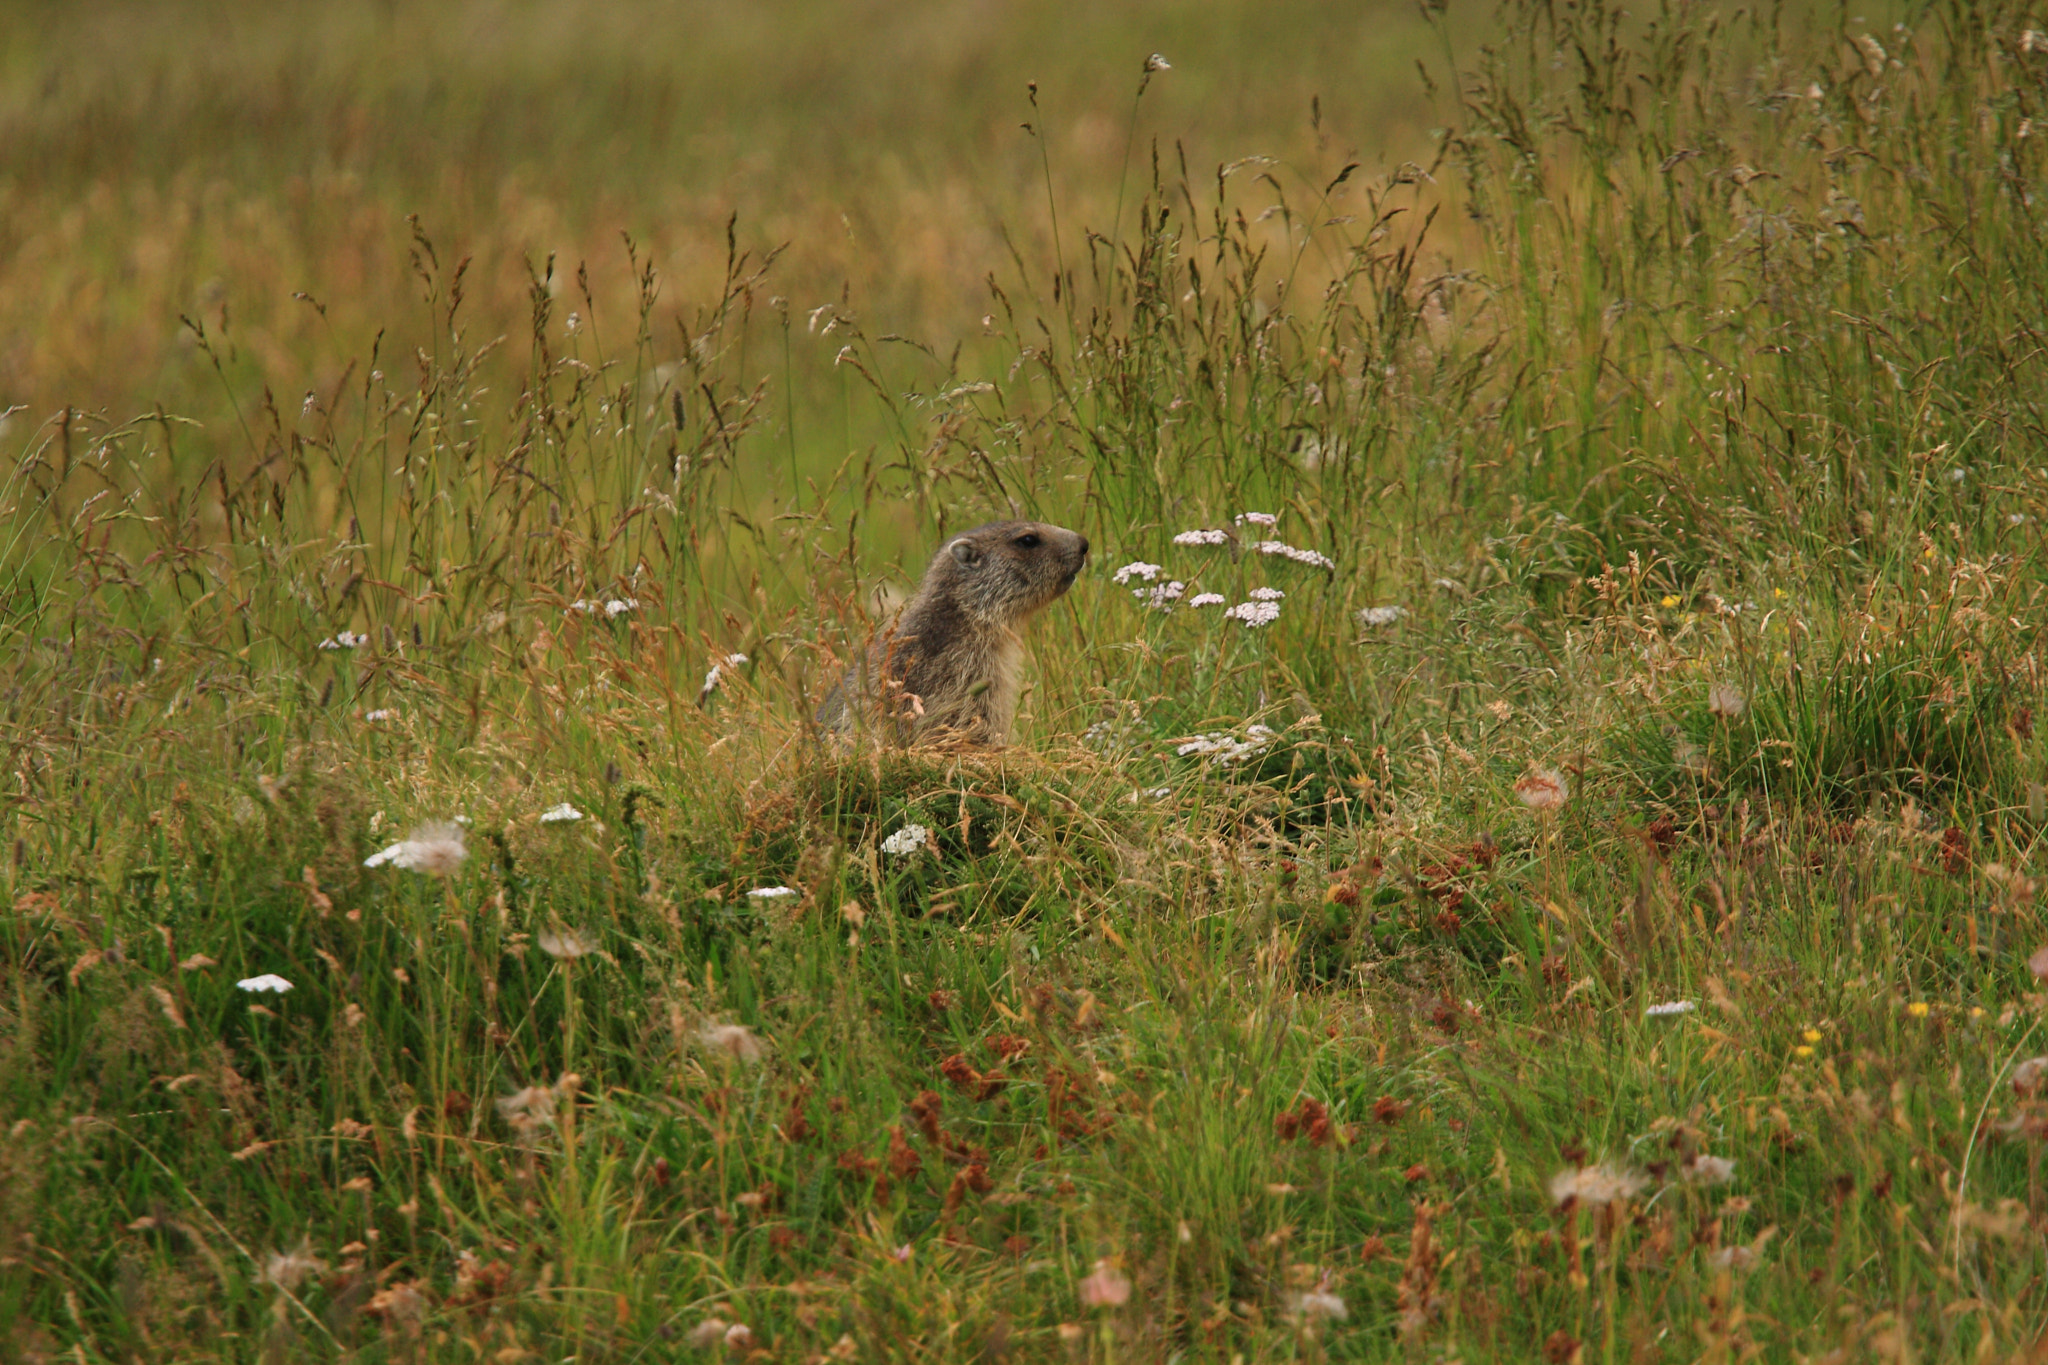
950,539,982,567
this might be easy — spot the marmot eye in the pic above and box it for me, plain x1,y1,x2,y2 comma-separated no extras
1014,533,1041,548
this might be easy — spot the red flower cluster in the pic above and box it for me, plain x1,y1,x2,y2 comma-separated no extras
1274,1096,1336,1147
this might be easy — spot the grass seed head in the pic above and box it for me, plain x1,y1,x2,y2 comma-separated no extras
1549,1162,1647,1207
685,1318,730,1348
1683,1154,1737,1185
496,1086,559,1132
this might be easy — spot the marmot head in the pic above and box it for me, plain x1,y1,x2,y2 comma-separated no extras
925,520,1089,625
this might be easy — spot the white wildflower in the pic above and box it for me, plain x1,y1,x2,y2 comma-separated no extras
746,886,800,901
1234,512,1278,527
363,822,467,876
1135,580,1186,610
1172,528,1229,546
1083,718,1136,750
1112,561,1163,584
318,630,368,651
567,599,596,614
881,823,932,856
1188,593,1226,607
1357,605,1407,626
1176,725,1278,765
604,597,639,618
1254,540,1335,569
1145,52,1171,71
236,974,295,994
1224,600,1281,627
539,802,584,824
363,708,398,722
1247,587,1285,601
696,653,748,706
1644,1000,1696,1017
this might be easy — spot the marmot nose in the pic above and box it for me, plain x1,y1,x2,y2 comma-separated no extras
1076,534,1090,558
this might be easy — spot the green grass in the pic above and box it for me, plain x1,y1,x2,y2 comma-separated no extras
8,0,2048,1359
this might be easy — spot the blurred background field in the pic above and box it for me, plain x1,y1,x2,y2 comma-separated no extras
0,0,1445,482
15,0,2048,1361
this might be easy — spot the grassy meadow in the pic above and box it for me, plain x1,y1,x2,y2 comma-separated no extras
10,0,2048,1359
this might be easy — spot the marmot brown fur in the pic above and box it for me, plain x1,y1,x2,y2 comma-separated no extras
817,520,1089,745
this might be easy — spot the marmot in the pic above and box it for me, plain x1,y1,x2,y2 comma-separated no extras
817,520,1089,745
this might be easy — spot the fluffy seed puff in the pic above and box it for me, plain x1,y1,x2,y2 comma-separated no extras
1514,768,1569,812
700,1023,767,1064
